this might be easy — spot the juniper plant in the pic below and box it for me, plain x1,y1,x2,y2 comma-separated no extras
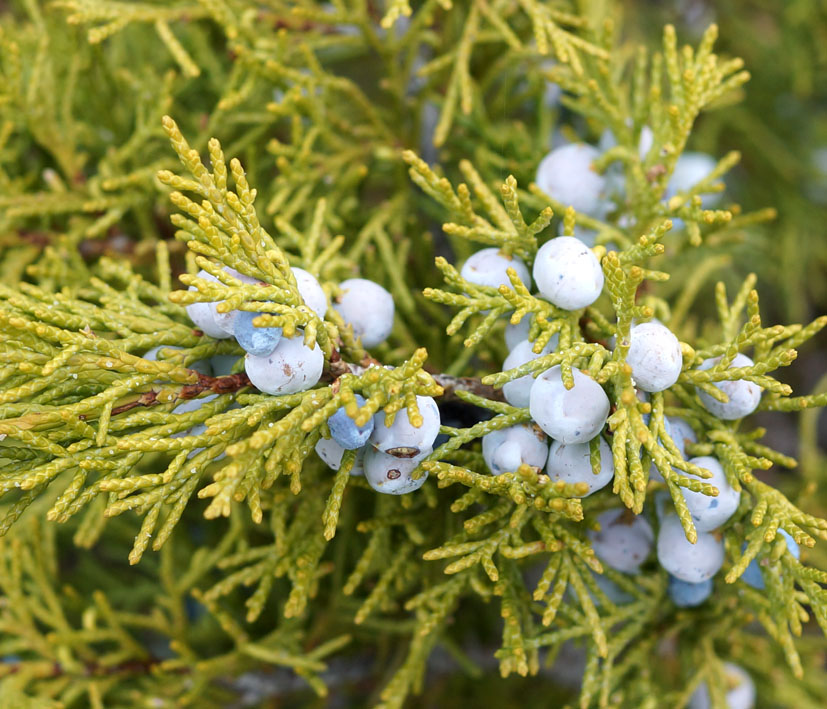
0,2,825,708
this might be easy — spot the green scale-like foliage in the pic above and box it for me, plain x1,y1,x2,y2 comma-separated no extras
0,1,825,708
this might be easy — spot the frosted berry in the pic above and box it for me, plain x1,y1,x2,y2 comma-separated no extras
292,267,328,318
364,446,429,495
696,354,762,420
689,663,755,709
589,508,654,573
535,144,607,216
656,515,724,583
185,270,231,339
459,248,531,290
501,336,558,408
651,416,697,483
668,575,713,608
546,437,614,497
741,529,800,590
681,456,740,532
667,152,723,207
625,321,683,392
369,395,440,457
244,334,323,395
481,423,548,476
504,316,531,350
333,278,395,348
666,416,697,458
214,267,259,335
532,237,604,310
314,438,365,476
530,365,610,444
328,394,374,450
233,311,283,357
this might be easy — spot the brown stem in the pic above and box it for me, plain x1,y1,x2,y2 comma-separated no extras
109,372,251,417
430,373,505,404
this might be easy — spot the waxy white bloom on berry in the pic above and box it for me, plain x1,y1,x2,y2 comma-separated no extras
529,365,610,444
546,437,614,497
364,446,429,495
625,321,683,392
657,515,724,583
460,247,531,290
696,353,763,420
667,152,723,207
292,267,328,318
244,334,323,395
214,267,259,335
314,438,365,476
481,423,548,476
334,278,395,348
369,395,440,457
681,456,740,532
501,336,558,408
185,269,231,339
532,237,604,310
689,663,755,709
535,143,607,216
589,508,654,573
504,316,532,350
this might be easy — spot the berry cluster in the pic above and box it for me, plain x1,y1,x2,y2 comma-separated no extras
183,266,439,496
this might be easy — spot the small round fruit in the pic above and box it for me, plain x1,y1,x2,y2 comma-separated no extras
185,270,230,339
334,278,395,348
689,663,755,709
666,416,696,458
501,336,558,408
328,394,374,450
668,575,712,608
369,395,440,457
651,416,697,483
546,437,614,497
696,354,762,420
625,321,683,392
504,316,531,350
292,267,328,318
244,334,323,395
364,446,429,495
681,456,740,532
741,530,800,590
667,152,722,207
656,515,724,583
481,423,548,476
214,267,260,335
532,237,604,310
530,365,610,444
589,508,654,573
314,438,365,476
535,144,607,216
233,311,283,357
459,248,531,290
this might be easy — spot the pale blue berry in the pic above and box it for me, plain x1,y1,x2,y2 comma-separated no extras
741,530,800,590
328,395,374,450
657,515,724,583
233,311,283,357
689,662,755,709
668,575,712,607
589,508,654,573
